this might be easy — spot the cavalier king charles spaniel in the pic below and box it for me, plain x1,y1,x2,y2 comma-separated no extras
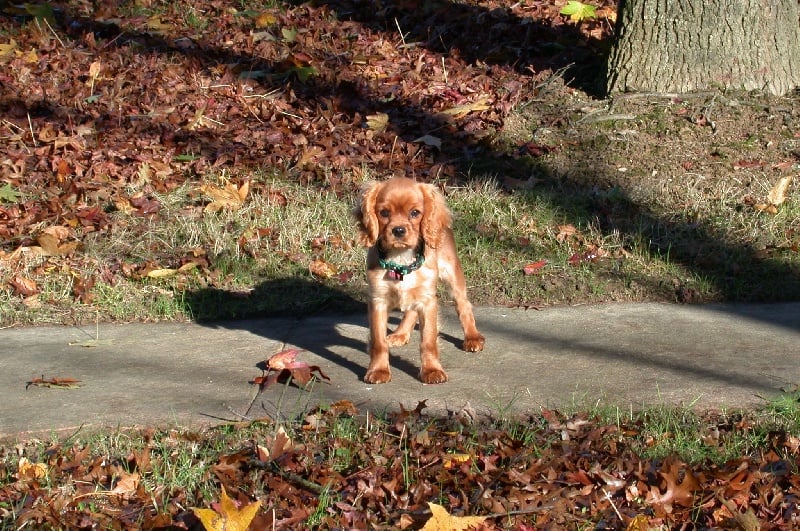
354,177,485,384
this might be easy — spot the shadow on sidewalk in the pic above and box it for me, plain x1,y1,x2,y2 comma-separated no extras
184,278,481,384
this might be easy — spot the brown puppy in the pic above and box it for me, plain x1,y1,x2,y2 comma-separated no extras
354,177,485,384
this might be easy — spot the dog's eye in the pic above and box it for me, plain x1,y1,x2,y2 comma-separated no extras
409,209,421,218
379,209,390,218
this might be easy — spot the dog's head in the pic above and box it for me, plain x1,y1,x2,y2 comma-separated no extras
354,177,451,250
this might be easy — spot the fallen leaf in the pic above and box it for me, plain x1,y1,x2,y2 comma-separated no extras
438,96,490,119
413,134,442,149
254,12,277,28
626,515,650,531
146,268,179,278
568,245,607,265
421,502,486,530
522,259,547,275
256,425,293,461
560,1,597,23
9,275,39,296
556,224,578,242
767,175,793,206
68,339,114,347
0,39,18,58
442,453,472,469
309,258,337,278
193,485,261,531
16,457,48,481
366,113,389,132
718,495,761,531
199,180,250,213
253,349,331,388
26,376,83,389
0,183,21,202
37,232,80,256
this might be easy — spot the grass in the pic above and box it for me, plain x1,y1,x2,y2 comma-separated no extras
2,163,795,325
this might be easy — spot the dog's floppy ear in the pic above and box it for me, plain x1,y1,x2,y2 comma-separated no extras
420,183,452,249
353,181,381,247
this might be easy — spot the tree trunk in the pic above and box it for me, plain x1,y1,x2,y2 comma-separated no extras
606,0,800,96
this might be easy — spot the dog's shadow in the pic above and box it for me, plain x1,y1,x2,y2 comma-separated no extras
183,278,466,382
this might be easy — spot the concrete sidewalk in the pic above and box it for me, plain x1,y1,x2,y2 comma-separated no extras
2,302,799,439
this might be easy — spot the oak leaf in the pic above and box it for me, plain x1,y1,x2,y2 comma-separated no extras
252,349,331,388
200,180,250,213
309,258,337,279
421,502,486,530
193,486,261,531
438,96,490,119
16,457,48,481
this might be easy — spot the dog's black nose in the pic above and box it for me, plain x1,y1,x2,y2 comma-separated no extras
392,226,406,238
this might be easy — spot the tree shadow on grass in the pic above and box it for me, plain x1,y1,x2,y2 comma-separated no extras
3,1,799,334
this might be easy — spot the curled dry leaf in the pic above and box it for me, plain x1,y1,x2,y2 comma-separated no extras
767,175,793,206
256,425,293,462
755,175,793,213
366,112,389,132
199,180,250,213
10,275,39,296
26,376,83,389
16,457,48,481
309,258,337,279
252,348,331,388
522,259,547,275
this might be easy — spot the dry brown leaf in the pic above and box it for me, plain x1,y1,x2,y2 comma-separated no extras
26,376,83,389
10,275,39,296
256,425,293,461
146,268,178,278
556,224,578,242
16,457,48,481
366,112,389,132
0,39,18,58
309,258,337,278
37,232,80,256
199,180,250,213
438,96,491,118
421,502,486,530
767,175,793,206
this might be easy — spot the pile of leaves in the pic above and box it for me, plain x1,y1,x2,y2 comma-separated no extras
0,0,614,312
2,402,799,529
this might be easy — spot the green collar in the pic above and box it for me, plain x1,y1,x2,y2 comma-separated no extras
378,246,425,281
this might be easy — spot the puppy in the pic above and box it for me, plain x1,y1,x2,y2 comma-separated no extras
354,177,485,384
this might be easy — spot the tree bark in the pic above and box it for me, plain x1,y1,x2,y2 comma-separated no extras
606,0,800,96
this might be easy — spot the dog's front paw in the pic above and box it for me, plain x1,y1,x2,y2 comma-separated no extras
463,334,485,352
420,367,448,384
387,331,410,347
364,368,392,384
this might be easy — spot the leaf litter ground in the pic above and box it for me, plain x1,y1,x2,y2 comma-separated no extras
2,0,800,528
3,400,800,529
1,0,799,322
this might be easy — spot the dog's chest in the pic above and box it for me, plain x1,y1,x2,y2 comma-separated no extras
375,268,437,311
